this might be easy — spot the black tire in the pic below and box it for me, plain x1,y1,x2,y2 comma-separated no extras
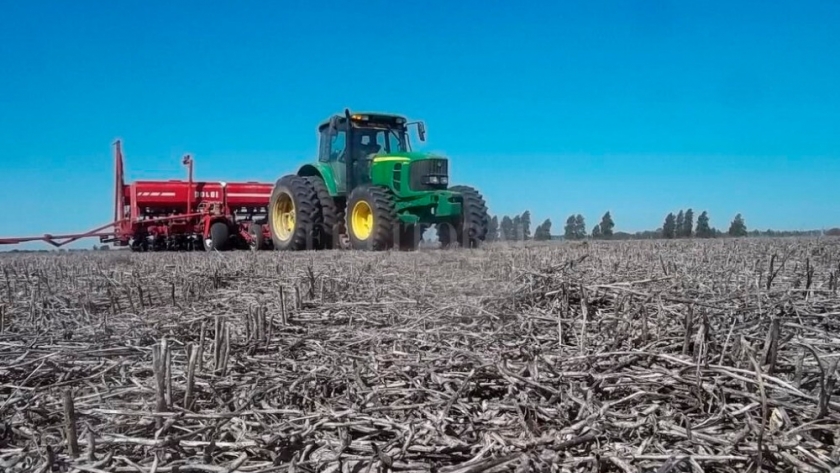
398,224,422,251
437,185,489,248
205,220,230,251
334,197,349,249
267,175,322,251
303,175,340,250
130,238,148,252
345,185,397,251
248,223,264,251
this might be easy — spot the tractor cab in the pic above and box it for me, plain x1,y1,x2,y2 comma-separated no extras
317,111,425,195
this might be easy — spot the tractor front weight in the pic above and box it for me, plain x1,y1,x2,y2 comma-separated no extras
394,192,462,225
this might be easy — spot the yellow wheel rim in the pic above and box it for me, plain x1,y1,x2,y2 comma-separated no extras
351,200,374,240
271,193,295,241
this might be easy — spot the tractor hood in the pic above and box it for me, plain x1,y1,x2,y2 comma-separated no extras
368,150,450,192
370,151,445,162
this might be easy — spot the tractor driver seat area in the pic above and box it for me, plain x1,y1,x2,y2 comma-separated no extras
351,133,381,185
331,132,380,162
358,133,381,157
361,143,380,159
353,133,381,184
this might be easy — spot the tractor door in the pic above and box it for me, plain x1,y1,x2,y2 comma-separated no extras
318,127,348,194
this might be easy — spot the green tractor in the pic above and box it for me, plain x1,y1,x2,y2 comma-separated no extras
267,109,489,251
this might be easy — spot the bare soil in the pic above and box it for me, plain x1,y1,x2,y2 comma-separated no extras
1,238,839,472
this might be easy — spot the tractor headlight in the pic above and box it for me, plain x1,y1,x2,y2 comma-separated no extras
422,175,447,186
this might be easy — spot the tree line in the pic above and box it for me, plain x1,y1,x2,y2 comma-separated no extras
486,211,554,241
660,208,744,238
484,209,838,242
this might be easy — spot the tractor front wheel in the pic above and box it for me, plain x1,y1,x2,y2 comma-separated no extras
438,185,489,248
346,185,397,251
268,175,322,251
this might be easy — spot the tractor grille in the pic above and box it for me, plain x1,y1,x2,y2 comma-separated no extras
409,159,449,191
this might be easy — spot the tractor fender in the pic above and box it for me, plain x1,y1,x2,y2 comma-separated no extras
297,164,338,196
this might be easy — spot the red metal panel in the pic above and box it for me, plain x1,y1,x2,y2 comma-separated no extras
129,180,273,209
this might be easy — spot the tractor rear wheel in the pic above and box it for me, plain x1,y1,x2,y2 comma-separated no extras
437,185,489,248
346,185,397,251
268,175,322,251
304,175,340,250
335,203,350,249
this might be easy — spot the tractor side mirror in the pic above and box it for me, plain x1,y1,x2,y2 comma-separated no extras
417,122,426,141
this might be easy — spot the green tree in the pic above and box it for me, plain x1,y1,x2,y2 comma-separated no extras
676,210,685,237
501,216,514,240
487,216,499,241
599,211,614,238
592,224,601,239
728,213,747,237
683,208,694,238
521,211,531,240
695,211,711,238
663,213,677,239
574,214,586,239
534,218,552,240
513,215,522,241
564,215,577,240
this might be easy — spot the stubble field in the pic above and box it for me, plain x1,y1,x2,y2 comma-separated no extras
1,238,839,473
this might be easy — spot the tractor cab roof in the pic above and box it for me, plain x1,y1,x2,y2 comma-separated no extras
318,111,409,131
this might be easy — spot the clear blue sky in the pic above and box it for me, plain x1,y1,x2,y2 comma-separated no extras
1,1,838,248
